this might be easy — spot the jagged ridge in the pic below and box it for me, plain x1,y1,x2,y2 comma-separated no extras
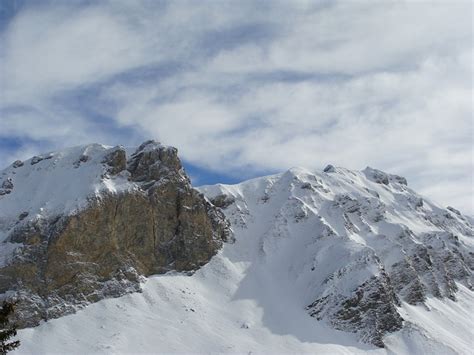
200,166,473,347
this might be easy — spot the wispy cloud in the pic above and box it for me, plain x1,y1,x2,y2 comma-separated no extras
0,0,472,213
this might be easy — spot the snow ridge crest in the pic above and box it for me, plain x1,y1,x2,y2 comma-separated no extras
200,165,473,347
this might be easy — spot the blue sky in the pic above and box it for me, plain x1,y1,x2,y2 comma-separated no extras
0,0,472,212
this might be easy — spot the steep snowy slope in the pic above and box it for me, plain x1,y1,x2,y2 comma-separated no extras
200,166,473,347
2,146,472,353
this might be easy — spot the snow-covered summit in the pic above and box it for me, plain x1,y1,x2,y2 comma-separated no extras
200,165,473,347
0,141,178,241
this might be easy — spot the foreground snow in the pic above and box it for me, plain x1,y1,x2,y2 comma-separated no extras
13,253,473,354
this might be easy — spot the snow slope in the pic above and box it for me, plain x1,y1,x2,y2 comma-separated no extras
5,162,474,353
14,266,474,354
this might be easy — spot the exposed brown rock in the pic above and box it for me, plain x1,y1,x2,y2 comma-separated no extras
102,146,127,175
0,141,231,327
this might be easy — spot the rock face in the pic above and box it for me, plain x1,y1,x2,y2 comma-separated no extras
307,272,403,347
200,167,473,347
0,141,230,327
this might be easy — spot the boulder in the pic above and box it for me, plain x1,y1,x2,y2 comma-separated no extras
323,164,336,173
12,160,24,168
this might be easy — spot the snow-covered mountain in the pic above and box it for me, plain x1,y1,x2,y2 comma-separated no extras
0,142,472,354
201,166,473,349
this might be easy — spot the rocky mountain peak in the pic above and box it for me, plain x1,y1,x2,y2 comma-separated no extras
0,141,231,327
127,140,188,184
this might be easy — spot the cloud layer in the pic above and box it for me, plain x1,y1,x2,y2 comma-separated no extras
0,0,472,213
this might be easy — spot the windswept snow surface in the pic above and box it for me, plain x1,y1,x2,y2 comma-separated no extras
0,144,149,226
10,166,474,354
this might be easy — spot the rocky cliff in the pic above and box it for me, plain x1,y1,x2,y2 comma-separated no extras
0,141,231,327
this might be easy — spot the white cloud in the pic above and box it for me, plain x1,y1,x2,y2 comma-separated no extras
0,0,472,213
3,6,143,103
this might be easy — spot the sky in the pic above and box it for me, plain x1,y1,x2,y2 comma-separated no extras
0,0,472,214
